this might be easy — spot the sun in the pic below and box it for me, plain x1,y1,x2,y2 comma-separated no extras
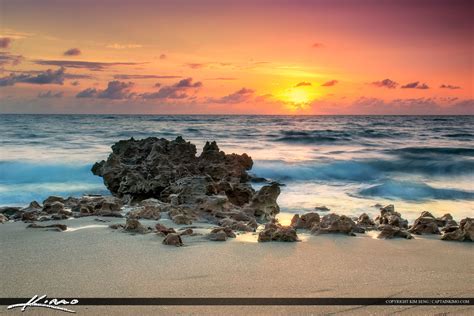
278,86,319,111
287,89,311,104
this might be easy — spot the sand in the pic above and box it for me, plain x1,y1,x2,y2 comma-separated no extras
0,217,472,315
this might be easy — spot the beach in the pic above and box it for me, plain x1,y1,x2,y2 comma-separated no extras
1,216,472,315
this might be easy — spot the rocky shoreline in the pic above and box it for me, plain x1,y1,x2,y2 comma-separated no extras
1,137,472,244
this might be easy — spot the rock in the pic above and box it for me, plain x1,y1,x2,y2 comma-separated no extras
163,233,183,246
291,212,320,229
170,213,193,225
92,137,253,201
51,214,69,220
377,225,413,239
209,230,228,241
69,196,123,217
0,206,21,217
21,212,38,222
220,182,255,206
26,223,67,231
374,205,408,229
408,212,440,235
244,183,280,220
211,226,236,238
311,214,362,235
436,213,454,227
22,201,42,212
128,205,162,220
124,218,149,234
258,221,298,242
179,228,194,236
315,206,330,212
43,201,64,214
155,223,176,236
218,217,256,232
43,196,65,205
0,213,8,223
109,224,124,229
441,218,473,242
163,176,217,205
356,213,376,230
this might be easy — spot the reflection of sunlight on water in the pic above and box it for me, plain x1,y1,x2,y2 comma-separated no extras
276,212,294,226
366,230,380,239
66,225,107,232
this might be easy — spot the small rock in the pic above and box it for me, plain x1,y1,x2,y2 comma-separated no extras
124,218,149,234
408,212,440,235
258,221,298,242
155,223,176,236
179,228,194,236
26,223,67,231
291,212,320,229
163,233,183,246
43,201,64,214
209,230,228,241
377,225,413,239
315,206,330,212
441,217,473,242
0,213,8,223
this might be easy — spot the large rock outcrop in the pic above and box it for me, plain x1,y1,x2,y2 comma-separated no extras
92,137,252,201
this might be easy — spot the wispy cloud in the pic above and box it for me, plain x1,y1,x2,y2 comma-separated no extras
38,90,63,98
76,80,135,99
371,78,398,89
0,67,65,86
401,81,429,89
321,80,338,87
208,87,255,104
106,43,142,49
141,78,202,99
295,81,312,87
440,84,461,90
113,74,181,79
63,48,81,56
34,59,144,71
0,52,23,66
0,37,12,49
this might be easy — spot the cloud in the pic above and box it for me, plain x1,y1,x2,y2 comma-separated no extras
34,59,143,71
0,67,65,86
312,42,324,48
371,78,398,89
38,90,63,98
0,52,23,66
141,77,202,99
186,63,206,69
63,48,81,56
76,88,98,98
0,37,12,49
401,81,429,89
71,81,80,86
154,82,161,88
321,80,338,87
106,43,142,49
209,88,255,104
76,80,135,99
295,82,312,87
113,74,181,79
159,54,167,59
440,84,461,90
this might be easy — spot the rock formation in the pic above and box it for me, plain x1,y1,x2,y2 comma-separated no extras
441,217,473,242
258,220,299,242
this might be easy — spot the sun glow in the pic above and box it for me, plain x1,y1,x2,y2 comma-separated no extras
278,87,319,111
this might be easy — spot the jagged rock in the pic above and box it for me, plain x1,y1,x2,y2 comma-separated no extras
170,213,193,225
92,137,253,201
22,201,42,212
441,218,473,242
21,211,38,222
408,212,440,235
219,181,255,206
124,218,149,234
128,205,162,220
436,213,454,227
26,223,67,231
43,201,64,214
163,176,217,205
356,213,376,230
291,212,320,229
374,205,408,229
69,196,123,217
258,221,298,242
211,226,236,238
155,223,176,236
109,224,124,229
209,230,228,241
377,225,413,239
218,217,256,232
0,213,8,223
244,183,280,220
311,214,363,235
179,228,194,236
163,233,183,246
43,196,65,205
0,206,21,217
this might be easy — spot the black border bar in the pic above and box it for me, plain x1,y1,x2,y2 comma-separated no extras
1,298,472,306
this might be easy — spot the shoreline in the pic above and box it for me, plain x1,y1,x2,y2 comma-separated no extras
1,216,472,315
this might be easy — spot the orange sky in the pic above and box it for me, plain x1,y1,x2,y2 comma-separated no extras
0,0,472,114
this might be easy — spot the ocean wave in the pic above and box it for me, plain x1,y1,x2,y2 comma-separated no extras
252,156,474,182
390,147,474,156
358,181,474,201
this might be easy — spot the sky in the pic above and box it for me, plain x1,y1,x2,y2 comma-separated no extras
0,0,472,114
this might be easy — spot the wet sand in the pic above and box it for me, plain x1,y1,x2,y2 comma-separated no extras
0,217,472,315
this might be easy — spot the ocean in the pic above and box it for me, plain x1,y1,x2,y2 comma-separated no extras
1,114,473,221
